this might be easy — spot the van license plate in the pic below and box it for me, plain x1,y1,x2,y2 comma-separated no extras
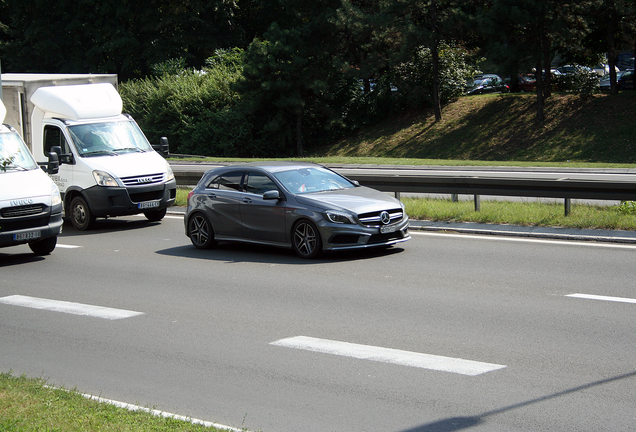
14,231,41,241
138,201,160,210
380,225,397,234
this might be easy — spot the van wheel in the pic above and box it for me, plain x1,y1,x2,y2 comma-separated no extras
70,196,95,230
29,236,57,255
144,208,166,222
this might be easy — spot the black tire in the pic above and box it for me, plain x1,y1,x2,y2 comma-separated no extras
292,219,322,259
144,208,167,222
188,213,216,249
70,196,95,230
28,236,57,255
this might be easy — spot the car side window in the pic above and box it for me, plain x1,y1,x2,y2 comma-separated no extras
245,172,278,196
207,171,244,191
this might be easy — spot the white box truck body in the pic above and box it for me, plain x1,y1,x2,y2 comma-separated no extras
1,74,176,230
0,99,63,254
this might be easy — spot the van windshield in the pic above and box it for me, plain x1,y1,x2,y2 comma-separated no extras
68,121,153,157
0,132,39,172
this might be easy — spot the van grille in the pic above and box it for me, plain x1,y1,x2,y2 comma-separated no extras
121,173,164,187
129,190,165,203
1,204,45,218
358,208,403,226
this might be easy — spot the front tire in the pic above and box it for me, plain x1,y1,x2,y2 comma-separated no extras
188,213,216,249
144,208,167,222
292,220,322,259
70,196,95,230
29,236,57,255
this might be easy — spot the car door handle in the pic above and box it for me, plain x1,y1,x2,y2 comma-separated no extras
207,193,217,198
242,198,252,204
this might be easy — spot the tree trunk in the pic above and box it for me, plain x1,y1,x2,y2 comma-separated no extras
430,0,442,122
296,110,304,157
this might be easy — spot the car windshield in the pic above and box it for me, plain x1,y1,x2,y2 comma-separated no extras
0,131,39,172
68,120,153,157
273,167,355,194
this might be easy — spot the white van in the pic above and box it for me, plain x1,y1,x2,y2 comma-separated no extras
0,101,63,255
2,74,176,230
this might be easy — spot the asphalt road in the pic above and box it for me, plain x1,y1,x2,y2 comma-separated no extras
1,215,635,432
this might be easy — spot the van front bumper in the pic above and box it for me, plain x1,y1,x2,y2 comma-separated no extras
82,179,177,217
0,211,63,248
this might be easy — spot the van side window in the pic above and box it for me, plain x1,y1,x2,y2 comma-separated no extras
43,126,70,156
207,171,244,191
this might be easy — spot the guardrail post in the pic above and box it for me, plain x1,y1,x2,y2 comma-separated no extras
451,194,459,202
474,195,481,212
564,198,571,216
395,192,401,200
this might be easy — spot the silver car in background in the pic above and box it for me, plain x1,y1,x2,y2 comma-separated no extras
184,162,410,258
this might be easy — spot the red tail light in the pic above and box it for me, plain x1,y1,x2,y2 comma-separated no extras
187,190,194,202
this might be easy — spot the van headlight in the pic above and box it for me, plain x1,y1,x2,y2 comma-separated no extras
325,210,355,224
93,170,119,187
166,163,175,181
51,182,62,206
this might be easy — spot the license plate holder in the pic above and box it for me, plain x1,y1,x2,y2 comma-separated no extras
138,201,160,210
380,225,397,234
14,231,42,241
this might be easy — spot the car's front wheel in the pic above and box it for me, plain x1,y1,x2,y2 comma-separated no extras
144,208,166,222
292,219,322,259
70,196,95,230
188,213,216,249
29,236,57,255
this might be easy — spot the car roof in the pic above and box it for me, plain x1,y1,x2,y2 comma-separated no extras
204,161,322,176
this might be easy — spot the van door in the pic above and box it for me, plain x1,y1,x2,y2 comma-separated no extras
43,124,73,195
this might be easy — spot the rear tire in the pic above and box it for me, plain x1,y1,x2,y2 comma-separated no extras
29,236,57,255
292,219,322,259
188,213,216,249
70,196,95,230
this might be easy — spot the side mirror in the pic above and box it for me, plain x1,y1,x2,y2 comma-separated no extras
263,190,281,200
50,145,74,165
152,137,170,157
46,151,59,175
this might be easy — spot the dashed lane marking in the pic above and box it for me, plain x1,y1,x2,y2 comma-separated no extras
566,293,636,304
0,295,144,320
271,336,506,376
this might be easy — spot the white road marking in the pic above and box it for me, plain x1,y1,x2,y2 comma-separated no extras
411,231,636,249
566,293,636,304
0,295,144,320
271,336,506,376
56,244,82,248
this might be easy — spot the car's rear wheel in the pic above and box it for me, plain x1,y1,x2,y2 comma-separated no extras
292,219,322,259
188,213,216,249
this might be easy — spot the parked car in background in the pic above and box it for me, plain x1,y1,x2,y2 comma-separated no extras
599,69,634,91
517,74,536,92
617,57,635,71
466,74,510,95
593,64,619,76
184,162,410,258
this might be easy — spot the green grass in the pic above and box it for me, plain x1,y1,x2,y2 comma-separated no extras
0,373,233,432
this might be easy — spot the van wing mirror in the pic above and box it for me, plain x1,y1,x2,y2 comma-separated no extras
152,136,170,157
41,151,59,175
50,145,73,165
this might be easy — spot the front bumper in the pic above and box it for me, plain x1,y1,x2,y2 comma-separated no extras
319,216,410,252
0,211,63,248
82,179,177,217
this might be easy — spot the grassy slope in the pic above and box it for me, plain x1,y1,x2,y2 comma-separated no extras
319,92,636,165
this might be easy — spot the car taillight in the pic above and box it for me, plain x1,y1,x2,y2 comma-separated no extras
187,190,194,202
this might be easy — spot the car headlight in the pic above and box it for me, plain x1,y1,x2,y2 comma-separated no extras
325,210,355,224
51,182,62,206
92,170,119,187
166,163,175,182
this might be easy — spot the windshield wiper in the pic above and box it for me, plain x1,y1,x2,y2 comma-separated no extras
82,150,118,156
114,147,145,153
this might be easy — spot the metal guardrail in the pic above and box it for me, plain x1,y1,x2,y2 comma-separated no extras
170,163,636,216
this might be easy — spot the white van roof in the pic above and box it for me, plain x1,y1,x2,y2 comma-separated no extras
30,83,123,120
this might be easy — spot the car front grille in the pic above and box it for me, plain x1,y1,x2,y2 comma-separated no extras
1,204,45,218
357,208,404,226
121,173,165,187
